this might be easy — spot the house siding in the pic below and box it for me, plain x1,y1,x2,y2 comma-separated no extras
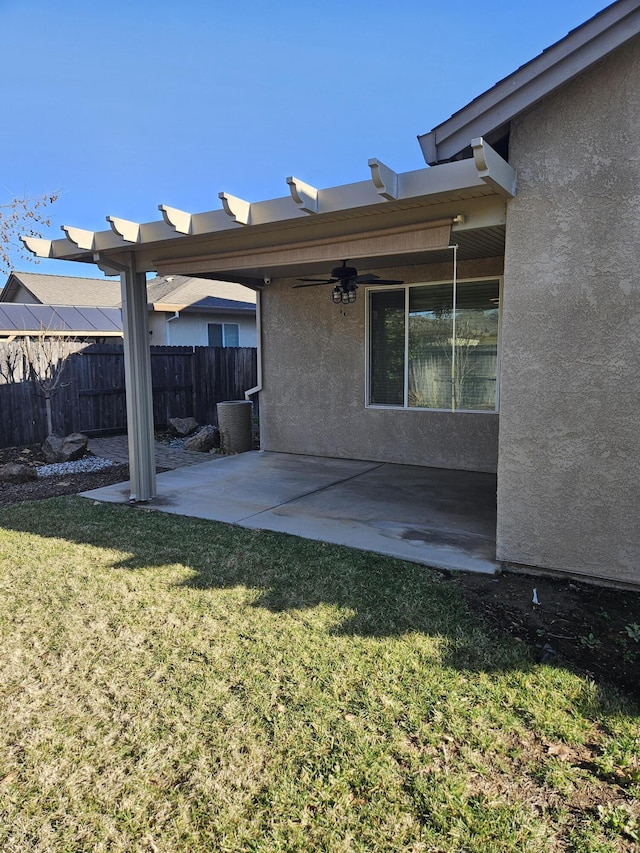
261,257,502,472
148,312,256,347
497,36,640,584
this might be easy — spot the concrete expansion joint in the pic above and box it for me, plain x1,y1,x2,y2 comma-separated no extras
235,462,387,524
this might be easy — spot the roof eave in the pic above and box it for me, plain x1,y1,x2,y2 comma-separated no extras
419,0,640,165
151,302,256,314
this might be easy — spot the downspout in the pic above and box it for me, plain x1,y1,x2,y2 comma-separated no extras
450,243,458,412
165,310,179,345
244,288,263,449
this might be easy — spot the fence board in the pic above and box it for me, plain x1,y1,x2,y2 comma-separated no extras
0,342,258,448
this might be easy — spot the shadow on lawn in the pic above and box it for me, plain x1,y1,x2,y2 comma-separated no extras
1,496,638,704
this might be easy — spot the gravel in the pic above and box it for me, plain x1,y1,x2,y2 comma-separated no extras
36,456,117,478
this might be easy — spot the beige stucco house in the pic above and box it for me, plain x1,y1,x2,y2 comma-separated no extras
23,0,640,587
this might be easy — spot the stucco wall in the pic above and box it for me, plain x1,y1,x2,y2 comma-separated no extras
260,257,502,472
497,37,640,584
148,311,168,344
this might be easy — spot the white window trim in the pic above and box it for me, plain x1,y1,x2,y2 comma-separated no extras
364,276,503,414
208,321,240,347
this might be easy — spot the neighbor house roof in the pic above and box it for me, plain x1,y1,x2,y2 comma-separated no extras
146,275,256,313
2,272,257,315
1,271,122,306
0,303,122,337
419,0,640,164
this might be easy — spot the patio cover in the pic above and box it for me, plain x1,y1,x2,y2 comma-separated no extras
22,138,515,501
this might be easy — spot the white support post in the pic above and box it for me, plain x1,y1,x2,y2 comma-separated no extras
119,255,156,501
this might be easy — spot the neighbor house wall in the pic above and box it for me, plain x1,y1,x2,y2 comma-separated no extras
260,257,502,472
147,311,256,347
9,284,37,302
497,36,640,585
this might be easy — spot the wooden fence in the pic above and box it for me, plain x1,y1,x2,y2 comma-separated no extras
0,342,257,448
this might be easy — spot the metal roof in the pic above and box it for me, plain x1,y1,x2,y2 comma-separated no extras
0,303,122,336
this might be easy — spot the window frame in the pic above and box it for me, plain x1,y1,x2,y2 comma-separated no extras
207,321,240,347
364,276,503,413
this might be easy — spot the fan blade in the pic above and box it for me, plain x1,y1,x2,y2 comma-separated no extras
353,274,380,283
353,273,405,285
293,279,337,288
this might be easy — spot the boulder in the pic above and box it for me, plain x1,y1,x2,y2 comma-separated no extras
167,417,199,437
0,463,37,483
184,425,220,453
43,433,89,463
61,433,89,461
42,434,64,463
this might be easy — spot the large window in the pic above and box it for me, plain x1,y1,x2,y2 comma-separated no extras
208,322,240,347
368,280,500,411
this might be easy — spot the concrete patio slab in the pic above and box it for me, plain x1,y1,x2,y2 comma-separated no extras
82,451,499,575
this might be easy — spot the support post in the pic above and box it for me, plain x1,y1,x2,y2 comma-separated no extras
119,256,156,501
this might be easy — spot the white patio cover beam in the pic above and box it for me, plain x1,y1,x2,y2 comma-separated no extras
62,226,97,251
286,176,318,213
107,216,141,243
20,236,54,257
472,138,516,197
368,159,398,200
218,192,252,225
159,204,193,235
62,225,131,253
21,232,124,260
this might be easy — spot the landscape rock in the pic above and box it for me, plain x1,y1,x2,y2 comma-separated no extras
42,435,64,463
167,417,199,437
0,462,38,483
43,433,89,463
184,425,220,452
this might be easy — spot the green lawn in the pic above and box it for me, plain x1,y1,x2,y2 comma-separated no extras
0,497,638,852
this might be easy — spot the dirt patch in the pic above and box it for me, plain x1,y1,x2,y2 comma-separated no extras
456,572,640,703
1,443,639,703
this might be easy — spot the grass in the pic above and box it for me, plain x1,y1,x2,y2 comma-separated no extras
0,496,638,852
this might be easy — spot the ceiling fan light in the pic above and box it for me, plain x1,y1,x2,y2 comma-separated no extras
332,285,342,304
347,287,357,303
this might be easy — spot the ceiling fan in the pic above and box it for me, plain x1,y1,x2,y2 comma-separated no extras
293,261,404,304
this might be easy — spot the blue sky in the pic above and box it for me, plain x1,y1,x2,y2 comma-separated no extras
1,0,608,276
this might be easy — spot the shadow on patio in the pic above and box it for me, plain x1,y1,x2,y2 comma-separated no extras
82,451,499,576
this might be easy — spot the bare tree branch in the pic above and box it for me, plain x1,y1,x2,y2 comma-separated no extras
0,193,59,275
